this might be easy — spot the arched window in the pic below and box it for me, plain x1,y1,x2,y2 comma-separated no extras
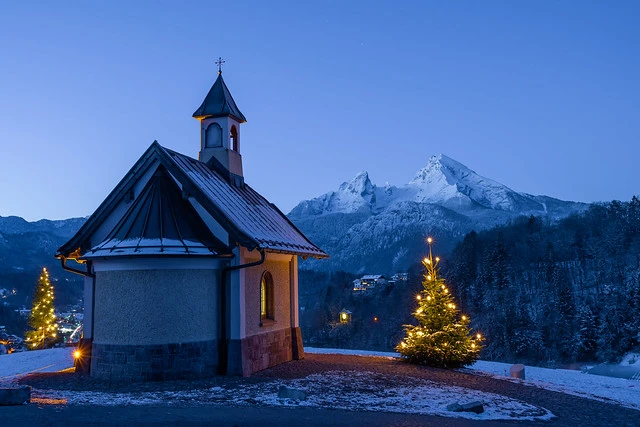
205,123,222,148
230,125,239,152
260,271,274,322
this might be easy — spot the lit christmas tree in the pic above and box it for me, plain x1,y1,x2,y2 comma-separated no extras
396,237,483,368
25,268,58,350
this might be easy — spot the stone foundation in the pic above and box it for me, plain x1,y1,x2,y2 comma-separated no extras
91,340,218,382
227,327,303,376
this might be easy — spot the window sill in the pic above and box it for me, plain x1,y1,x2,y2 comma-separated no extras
259,319,276,327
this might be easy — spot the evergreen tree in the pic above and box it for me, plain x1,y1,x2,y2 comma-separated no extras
572,303,597,361
396,237,483,368
481,235,513,359
25,268,58,350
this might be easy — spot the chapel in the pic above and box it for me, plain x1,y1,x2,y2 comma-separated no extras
56,65,327,381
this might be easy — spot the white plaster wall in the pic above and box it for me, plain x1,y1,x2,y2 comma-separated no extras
93,269,218,345
229,246,245,340
83,274,94,339
243,252,292,337
198,116,243,175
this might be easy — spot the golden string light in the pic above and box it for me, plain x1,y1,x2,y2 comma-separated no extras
397,236,482,366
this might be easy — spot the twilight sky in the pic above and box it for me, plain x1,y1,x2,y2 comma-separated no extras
1,1,639,221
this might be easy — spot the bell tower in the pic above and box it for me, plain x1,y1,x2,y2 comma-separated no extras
193,58,247,182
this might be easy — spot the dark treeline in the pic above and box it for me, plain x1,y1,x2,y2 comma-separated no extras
298,269,424,352
0,304,28,337
445,197,640,365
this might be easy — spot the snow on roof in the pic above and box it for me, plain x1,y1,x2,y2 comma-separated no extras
83,167,230,259
361,275,385,280
164,147,327,258
58,143,327,259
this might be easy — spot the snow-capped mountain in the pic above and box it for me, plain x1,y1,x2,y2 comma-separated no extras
291,155,568,217
407,155,545,211
290,171,376,216
289,154,588,273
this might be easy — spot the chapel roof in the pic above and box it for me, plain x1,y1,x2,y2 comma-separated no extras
192,73,247,122
57,142,327,260
163,146,326,257
84,166,231,259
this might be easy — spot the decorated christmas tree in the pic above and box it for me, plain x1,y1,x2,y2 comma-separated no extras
25,268,58,350
396,237,483,368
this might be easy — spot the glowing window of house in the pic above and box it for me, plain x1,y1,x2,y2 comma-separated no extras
260,271,274,321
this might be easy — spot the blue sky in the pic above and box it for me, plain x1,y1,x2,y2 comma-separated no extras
1,1,639,221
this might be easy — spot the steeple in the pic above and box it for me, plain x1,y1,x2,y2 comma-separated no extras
192,73,247,122
193,60,246,183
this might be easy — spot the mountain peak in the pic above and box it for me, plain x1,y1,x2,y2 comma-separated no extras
339,171,374,197
288,170,377,217
407,154,545,211
290,153,581,218
408,154,469,186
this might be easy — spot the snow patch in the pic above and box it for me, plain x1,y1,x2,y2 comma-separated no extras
0,348,74,385
33,372,553,421
305,348,640,411
468,360,640,411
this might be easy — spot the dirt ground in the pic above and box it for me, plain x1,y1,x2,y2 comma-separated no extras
11,353,640,426
0,404,518,427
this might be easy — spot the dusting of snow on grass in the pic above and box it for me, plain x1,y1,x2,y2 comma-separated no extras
305,347,398,358
467,361,640,412
306,347,640,411
33,372,553,421
0,348,74,385
252,371,553,421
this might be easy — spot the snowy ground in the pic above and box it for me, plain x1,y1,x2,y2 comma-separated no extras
306,347,640,411
2,347,639,420
0,348,552,421
0,347,74,385
33,370,553,421
466,360,640,411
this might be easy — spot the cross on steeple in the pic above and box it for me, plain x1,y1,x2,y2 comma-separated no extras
216,57,225,74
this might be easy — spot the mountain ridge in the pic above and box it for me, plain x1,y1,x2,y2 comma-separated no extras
0,154,588,280
290,154,579,218
289,154,588,274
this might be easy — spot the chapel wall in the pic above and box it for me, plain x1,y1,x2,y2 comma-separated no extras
243,256,292,337
93,268,218,345
89,268,220,381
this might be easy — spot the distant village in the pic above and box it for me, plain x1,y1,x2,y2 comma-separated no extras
336,273,409,325
351,273,408,292
0,287,83,354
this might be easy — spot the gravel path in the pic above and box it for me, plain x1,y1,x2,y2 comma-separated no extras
18,353,640,426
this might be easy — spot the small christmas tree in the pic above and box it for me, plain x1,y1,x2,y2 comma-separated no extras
25,268,58,350
396,237,483,368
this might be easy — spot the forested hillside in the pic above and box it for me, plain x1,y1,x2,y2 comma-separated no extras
300,197,640,366
445,197,640,364
0,216,85,337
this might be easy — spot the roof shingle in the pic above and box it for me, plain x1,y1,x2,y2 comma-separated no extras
162,146,327,258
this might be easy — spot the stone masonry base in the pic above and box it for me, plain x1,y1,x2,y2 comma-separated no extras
90,340,218,382
227,327,304,376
